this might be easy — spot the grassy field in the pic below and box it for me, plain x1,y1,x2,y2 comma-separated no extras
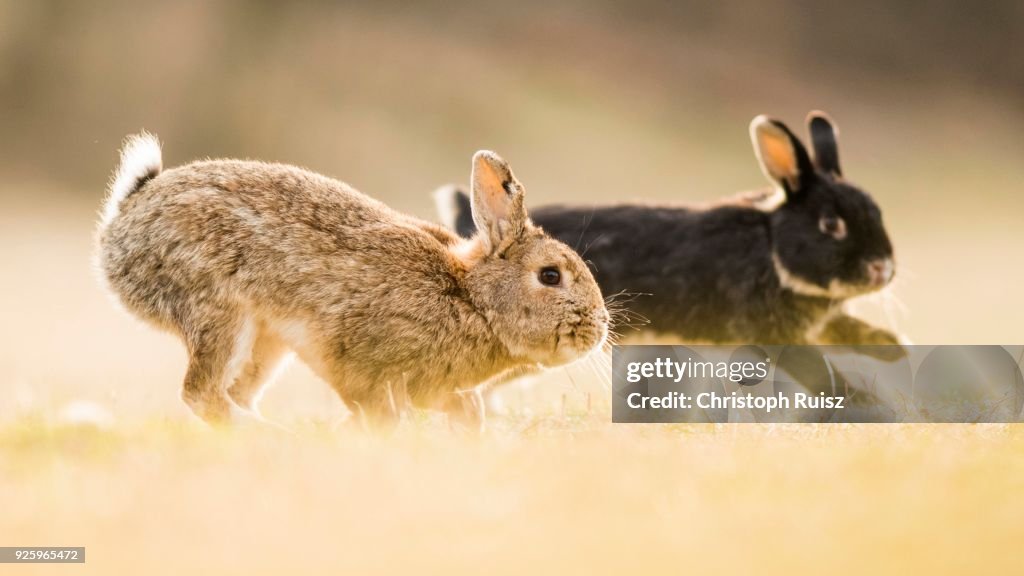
3,418,1023,575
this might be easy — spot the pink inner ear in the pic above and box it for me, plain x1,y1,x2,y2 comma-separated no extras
473,157,511,223
762,136,796,177
482,187,510,221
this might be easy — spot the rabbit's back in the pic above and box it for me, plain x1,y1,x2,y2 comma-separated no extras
531,203,823,342
99,160,461,326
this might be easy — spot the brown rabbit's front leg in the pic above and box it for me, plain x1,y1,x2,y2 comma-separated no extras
342,377,408,433
441,389,486,433
442,364,545,433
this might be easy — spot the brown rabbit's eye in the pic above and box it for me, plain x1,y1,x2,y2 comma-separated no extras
819,215,848,240
539,267,561,286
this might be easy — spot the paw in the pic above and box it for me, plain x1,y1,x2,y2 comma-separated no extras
864,328,901,346
859,329,907,362
227,386,257,413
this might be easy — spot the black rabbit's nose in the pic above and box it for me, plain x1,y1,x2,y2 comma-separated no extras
866,258,894,286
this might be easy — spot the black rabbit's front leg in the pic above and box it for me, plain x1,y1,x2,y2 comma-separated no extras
817,313,899,345
814,313,906,361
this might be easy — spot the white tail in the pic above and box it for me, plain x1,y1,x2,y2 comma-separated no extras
432,184,476,238
432,184,463,231
100,132,162,228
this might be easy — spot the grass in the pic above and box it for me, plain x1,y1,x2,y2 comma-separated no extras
2,415,1023,575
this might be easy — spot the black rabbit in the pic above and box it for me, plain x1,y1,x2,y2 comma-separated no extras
436,112,900,346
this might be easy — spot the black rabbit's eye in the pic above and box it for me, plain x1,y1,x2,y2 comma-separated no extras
819,215,848,240
539,267,561,286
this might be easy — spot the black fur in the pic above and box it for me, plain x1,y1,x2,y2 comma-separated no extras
529,202,834,342
453,187,476,239
441,113,898,346
809,113,842,176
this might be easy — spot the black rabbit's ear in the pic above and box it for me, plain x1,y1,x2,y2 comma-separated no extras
807,111,841,177
433,185,477,238
750,116,815,197
470,150,527,252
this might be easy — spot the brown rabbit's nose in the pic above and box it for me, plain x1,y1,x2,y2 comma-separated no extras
866,258,894,287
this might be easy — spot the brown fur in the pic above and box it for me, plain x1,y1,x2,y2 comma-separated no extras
95,135,608,426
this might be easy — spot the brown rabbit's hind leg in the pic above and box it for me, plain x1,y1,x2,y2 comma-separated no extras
227,328,292,415
180,313,257,425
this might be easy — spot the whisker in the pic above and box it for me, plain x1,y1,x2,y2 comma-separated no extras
578,232,607,259
588,355,612,393
572,211,596,253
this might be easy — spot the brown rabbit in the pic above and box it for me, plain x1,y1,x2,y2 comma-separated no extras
95,134,609,427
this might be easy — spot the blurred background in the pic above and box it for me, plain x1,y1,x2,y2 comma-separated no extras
1,0,1023,420
3,5,1024,575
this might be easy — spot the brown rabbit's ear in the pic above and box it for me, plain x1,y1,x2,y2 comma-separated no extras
807,111,841,177
470,150,527,252
750,115,816,197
